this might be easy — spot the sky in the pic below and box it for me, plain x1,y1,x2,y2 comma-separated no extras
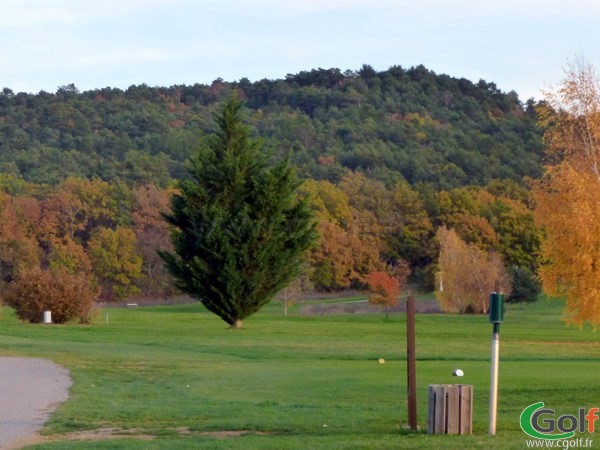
1,0,600,101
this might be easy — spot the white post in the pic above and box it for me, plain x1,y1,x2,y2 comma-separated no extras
43,311,52,324
489,326,500,434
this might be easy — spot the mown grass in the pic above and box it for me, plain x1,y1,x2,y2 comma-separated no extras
0,298,599,449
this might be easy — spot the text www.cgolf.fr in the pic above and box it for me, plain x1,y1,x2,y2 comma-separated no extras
525,437,593,449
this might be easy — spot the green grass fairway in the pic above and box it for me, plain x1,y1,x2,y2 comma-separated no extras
1,298,599,449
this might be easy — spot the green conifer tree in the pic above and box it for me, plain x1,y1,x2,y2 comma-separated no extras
161,99,316,328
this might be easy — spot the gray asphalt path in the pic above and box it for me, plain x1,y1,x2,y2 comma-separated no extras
0,357,71,449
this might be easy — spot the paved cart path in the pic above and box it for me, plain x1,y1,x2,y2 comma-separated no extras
0,358,71,449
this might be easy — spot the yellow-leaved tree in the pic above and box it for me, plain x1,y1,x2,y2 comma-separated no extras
533,59,600,326
435,227,510,314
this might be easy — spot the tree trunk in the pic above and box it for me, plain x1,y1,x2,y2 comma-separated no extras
230,320,243,329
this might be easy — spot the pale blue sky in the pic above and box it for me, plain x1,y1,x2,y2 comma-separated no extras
2,0,599,100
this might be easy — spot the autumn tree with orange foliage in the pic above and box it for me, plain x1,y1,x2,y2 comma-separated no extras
533,59,600,326
367,271,402,317
339,172,435,282
0,193,40,287
300,179,383,290
131,184,175,297
435,227,510,314
308,221,382,290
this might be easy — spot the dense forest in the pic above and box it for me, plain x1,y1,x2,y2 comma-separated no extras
0,65,545,301
0,64,543,188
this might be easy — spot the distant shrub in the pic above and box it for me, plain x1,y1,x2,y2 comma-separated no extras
508,266,541,303
4,267,99,324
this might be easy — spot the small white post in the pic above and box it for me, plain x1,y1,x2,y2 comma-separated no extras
489,325,500,434
43,311,52,324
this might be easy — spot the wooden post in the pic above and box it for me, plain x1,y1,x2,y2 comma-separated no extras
460,384,473,434
407,295,417,430
446,385,460,434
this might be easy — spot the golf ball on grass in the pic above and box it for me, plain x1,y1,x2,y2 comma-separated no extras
453,369,464,377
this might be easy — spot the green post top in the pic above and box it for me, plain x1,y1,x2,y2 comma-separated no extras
489,292,504,324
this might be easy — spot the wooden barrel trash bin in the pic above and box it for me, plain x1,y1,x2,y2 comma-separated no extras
427,384,473,435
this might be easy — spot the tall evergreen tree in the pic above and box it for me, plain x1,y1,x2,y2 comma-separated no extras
161,99,316,328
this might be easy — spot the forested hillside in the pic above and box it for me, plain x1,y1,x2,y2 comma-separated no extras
0,65,545,300
0,64,543,188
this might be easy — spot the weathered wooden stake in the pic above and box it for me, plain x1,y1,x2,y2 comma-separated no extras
407,295,417,430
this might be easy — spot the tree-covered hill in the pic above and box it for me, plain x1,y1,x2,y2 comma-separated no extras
0,67,546,297
0,64,543,188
